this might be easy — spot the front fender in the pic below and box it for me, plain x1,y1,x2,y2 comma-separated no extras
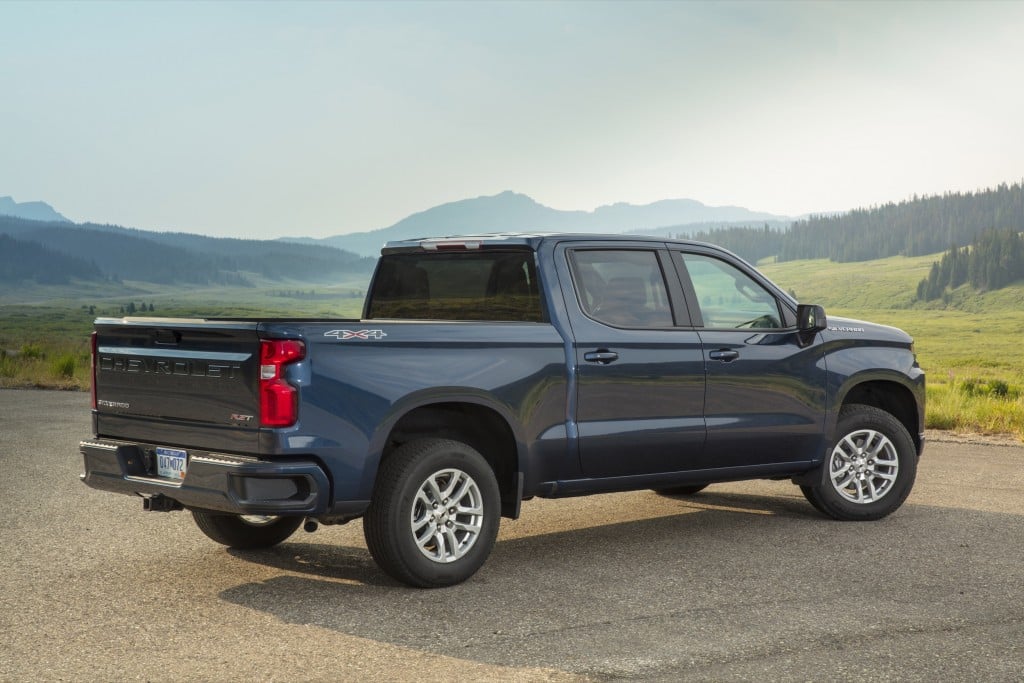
824,345,925,453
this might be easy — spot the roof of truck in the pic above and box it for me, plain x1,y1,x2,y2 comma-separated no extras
380,232,721,254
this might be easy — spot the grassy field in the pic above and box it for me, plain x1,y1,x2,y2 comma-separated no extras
0,278,368,390
2,256,1022,440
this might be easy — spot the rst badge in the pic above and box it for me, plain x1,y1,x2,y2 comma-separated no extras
324,329,388,341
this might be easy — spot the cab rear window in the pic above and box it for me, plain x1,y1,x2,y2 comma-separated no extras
366,251,545,322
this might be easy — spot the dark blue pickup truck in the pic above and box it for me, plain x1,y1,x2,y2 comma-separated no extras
81,234,925,587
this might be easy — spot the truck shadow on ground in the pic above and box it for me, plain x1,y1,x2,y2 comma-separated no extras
226,489,812,586
218,489,1022,675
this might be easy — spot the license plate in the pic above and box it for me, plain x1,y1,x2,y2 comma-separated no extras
156,447,188,480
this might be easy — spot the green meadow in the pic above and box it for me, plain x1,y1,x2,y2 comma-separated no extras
0,278,366,390
2,256,1022,440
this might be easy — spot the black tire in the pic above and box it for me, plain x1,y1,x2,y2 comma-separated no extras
653,484,709,496
363,438,501,588
192,511,303,549
800,404,917,521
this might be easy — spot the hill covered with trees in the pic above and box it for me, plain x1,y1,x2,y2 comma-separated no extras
0,234,104,284
688,224,786,264
0,215,376,287
916,229,1024,302
778,182,1024,263
679,182,1023,267
681,182,1024,300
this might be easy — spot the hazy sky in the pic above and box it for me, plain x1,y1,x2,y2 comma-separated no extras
2,1,1023,239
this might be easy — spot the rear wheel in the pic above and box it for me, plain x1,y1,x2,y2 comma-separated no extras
192,511,302,549
363,438,500,588
801,404,917,521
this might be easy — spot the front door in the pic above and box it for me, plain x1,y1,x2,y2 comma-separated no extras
673,250,827,468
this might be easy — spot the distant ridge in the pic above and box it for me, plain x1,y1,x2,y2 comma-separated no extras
0,214,376,287
6,182,1022,288
0,196,69,223
0,233,102,284
284,191,791,257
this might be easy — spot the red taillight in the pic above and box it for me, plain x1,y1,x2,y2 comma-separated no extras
90,331,98,410
259,339,305,427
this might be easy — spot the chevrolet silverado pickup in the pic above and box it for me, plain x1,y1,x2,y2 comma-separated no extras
81,234,925,587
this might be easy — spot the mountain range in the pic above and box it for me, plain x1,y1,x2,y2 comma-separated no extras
284,191,792,256
0,215,376,287
0,191,791,286
0,196,69,223
3,183,1022,291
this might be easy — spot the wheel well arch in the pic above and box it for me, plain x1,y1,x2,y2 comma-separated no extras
841,380,922,454
381,401,522,518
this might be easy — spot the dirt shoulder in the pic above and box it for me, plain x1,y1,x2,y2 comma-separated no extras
927,429,1023,447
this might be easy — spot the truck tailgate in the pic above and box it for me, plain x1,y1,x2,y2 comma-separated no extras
93,319,262,452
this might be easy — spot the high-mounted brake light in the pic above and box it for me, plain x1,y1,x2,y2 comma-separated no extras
422,240,482,251
259,339,305,427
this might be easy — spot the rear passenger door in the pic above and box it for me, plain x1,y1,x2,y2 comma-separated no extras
555,242,707,478
672,248,827,468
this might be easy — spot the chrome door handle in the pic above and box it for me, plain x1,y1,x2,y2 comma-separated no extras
584,350,619,364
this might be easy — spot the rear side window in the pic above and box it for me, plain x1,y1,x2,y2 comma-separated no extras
569,249,674,328
366,251,544,322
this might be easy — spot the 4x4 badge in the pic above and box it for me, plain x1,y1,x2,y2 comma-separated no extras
324,329,387,341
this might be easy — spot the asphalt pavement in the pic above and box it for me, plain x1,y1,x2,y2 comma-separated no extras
1,389,1022,681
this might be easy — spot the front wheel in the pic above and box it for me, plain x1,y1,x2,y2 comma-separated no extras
363,438,500,588
801,404,917,521
192,511,303,549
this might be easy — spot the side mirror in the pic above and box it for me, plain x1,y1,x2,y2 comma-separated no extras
796,304,827,346
797,304,827,333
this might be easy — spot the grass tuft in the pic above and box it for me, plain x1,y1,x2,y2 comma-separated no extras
0,352,16,378
20,343,44,359
50,353,77,379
